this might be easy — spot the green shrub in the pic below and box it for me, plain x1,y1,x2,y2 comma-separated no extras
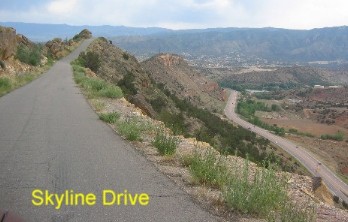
73,71,87,84
189,151,229,189
79,51,101,72
85,78,107,91
122,52,129,60
321,132,344,141
0,60,5,69
271,104,281,111
16,44,42,66
224,160,287,217
343,201,348,209
99,112,120,124
117,72,137,96
150,97,167,112
289,128,298,133
152,132,178,155
117,119,142,141
271,201,316,222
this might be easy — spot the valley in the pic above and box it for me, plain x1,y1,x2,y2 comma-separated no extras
1,22,348,221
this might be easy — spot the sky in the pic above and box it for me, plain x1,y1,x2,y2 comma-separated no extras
0,0,347,29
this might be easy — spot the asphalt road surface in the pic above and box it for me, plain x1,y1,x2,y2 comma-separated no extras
0,40,218,222
224,89,348,204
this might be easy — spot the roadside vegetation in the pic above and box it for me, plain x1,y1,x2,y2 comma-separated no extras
0,59,54,97
152,131,179,155
73,55,319,221
71,60,123,99
0,33,87,98
237,98,286,136
16,44,43,66
99,112,120,124
1,42,54,97
181,149,315,221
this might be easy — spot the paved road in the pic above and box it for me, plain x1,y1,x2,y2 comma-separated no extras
224,89,348,204
0,40,218,222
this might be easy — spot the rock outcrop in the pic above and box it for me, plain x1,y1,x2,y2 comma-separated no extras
45,38,66,59
78,29,92,39
0,26,17,60
16,34,33,47
142,53,226,111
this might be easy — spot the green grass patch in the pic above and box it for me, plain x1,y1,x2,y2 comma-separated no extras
288,128,315,138
224,160,287,217
116,119,142,141
269,201,316,222
98,85,123,98
0,77,12,95
0,71,48,97
189,150,229,189
237,98,286,136
152,132,179,155
321,132,344,141
71,62,123,99
185,150,315,221
99,112,120,124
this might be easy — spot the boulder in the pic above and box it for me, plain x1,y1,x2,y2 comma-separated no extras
45,38,65,59
73,29,92,41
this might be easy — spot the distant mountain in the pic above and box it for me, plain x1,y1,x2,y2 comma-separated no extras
0,22,170,42
3,22,348,65
112,26,348,65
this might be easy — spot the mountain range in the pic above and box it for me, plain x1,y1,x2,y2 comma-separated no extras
2,22,348,65
113,26,348,65
0,22,170,42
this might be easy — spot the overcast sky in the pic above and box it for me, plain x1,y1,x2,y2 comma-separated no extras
0,0,347,29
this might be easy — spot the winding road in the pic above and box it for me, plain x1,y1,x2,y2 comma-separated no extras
0,40,218,222
224,89,348,204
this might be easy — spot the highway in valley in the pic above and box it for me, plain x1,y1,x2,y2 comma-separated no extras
0,40,218,222
224,90,348,204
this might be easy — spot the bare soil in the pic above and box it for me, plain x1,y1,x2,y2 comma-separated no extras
261,118,348,138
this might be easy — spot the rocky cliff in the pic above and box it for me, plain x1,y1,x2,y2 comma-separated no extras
0,26,17,60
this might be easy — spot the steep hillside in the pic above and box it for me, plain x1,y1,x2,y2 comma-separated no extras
80,38,310,173
83,37,165,117
84,39,226,116
142,54,226,112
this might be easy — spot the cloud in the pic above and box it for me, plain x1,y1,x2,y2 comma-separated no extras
47,0,79,15
0,0,347,29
